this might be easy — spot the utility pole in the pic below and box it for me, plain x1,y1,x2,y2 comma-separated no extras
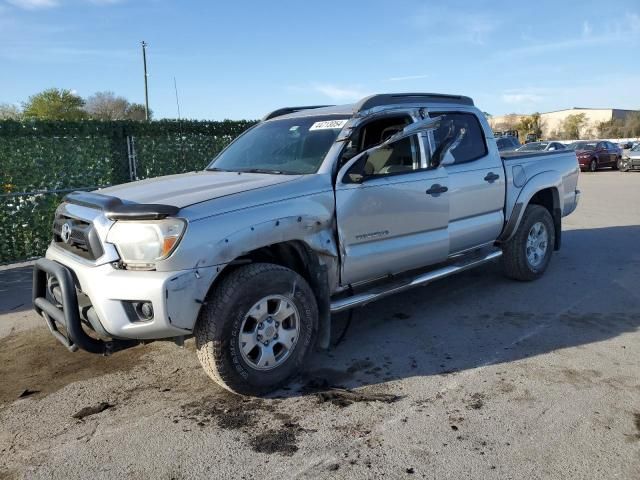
141,40,150,121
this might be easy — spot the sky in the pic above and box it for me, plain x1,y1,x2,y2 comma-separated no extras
1,0,639,120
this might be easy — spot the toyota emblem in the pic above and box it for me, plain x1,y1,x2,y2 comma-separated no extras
60,222,73,244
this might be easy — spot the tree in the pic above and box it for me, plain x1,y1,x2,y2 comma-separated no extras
125,103,151,121
85,91,129,120
561,113,587,140
22,88,86,120
599,112,640,138
0,103,22,120
85,92,151,121
515,112,545,140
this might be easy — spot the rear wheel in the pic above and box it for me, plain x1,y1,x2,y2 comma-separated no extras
195,263,318,395
502,204,555,281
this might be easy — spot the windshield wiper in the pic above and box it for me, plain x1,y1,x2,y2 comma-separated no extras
237,168,292,175
206,167,230,172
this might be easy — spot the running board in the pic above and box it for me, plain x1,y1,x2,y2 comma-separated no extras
330,249,503,313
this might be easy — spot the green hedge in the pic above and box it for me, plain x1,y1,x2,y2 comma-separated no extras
0,119,256,263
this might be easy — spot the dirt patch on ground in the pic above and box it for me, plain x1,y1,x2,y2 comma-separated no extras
316,388,402,408
178,393,260,430
176,394,313,455
466,393,486,410
249,425,301,456
0,326,148,405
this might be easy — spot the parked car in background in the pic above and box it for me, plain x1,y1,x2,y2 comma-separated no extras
516,141,566,152
496,135,520,152
494,130,519,138
619,142,640,171
569,140,622,172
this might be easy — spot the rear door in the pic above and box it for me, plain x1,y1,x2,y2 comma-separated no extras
335,133,449,285
429,111,505,255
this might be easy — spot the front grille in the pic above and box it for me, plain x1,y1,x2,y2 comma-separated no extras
52,214,104,260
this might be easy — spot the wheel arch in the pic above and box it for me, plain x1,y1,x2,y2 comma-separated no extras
499,171,563,250
203,239,334,349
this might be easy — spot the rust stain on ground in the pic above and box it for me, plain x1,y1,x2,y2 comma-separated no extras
0,326,147,405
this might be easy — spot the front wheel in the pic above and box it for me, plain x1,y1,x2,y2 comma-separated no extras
589,159,597,172
502,204,555,282
195,263,318,395
618,158,630,172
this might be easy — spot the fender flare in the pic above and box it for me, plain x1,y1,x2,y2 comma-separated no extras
201,216,339,349
499,170,563,246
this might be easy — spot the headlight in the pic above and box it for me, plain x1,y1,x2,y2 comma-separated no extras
106,218,186,268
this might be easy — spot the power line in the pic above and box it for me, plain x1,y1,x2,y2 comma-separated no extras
173,76,181,120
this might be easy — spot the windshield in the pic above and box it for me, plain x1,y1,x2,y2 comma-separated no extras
569,142,597,151
632,143,640,152
207,115,349,174
519,142,548,151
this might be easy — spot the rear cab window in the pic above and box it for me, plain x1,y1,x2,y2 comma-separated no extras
429,111,488,165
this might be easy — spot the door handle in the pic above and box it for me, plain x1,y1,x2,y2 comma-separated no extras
484,172,500,183
426,184,448,196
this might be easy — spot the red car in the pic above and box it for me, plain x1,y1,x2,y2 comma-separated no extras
570,141,622,172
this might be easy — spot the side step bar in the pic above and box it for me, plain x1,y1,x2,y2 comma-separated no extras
330,249,503,313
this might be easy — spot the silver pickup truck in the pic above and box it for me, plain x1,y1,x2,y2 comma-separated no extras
33,93,580,395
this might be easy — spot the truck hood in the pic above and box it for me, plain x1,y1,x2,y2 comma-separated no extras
99,171,302,208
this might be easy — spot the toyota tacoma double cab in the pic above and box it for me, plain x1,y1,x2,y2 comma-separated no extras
33,93,581,395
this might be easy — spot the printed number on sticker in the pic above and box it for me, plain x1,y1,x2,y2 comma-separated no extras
309,119,349,131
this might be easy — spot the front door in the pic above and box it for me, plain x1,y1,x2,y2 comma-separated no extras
335,133,449,285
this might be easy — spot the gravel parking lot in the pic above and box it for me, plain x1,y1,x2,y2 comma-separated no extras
1,171,639,480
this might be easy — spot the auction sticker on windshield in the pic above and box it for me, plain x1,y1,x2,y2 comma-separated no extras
309,119,349,131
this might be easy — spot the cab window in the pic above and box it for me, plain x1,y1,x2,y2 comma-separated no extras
430,112,488,165
339,114,423,176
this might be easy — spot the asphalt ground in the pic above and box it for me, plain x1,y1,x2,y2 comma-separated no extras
1,170,639,479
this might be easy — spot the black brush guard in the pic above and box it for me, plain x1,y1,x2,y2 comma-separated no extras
32,258,137,354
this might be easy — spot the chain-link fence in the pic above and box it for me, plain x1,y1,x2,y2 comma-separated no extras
0,119,256,263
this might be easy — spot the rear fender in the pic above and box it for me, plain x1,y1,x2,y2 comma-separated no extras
499,171,562,245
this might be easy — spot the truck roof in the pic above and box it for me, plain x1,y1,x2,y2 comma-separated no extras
264,93,475,121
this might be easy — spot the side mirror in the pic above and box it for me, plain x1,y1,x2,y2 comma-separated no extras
343,152,368,184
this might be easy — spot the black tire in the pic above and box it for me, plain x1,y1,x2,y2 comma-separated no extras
589,158,597,172
195,263,318,396
618,158,630,172
611,156,619,170
502,204,555,282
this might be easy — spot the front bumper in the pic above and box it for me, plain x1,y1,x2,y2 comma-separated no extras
33,258,137,353
33,245,219,352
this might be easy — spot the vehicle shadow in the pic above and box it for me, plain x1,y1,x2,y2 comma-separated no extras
0,265,33,315
284,225,640,397
1,227,638,399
